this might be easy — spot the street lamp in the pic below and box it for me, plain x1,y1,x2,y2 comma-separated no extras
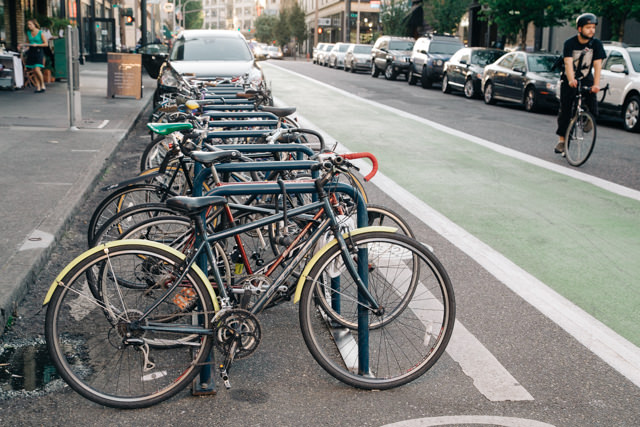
179,0,201,29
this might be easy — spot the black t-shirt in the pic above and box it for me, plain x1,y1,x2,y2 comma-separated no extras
562,36,606,84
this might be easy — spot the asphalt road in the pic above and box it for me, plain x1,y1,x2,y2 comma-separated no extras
1,61,639,427
273,58,640,191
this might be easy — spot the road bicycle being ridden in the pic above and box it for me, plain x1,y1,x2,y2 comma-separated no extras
44,152,455,409
563,80,608,167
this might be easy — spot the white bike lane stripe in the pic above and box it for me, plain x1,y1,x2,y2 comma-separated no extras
265,64,640,390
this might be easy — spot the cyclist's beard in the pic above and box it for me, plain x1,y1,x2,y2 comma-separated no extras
579,29,593,41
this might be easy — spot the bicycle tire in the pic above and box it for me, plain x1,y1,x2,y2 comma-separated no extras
88,184,179,245
298,231,455,390
565,111,596,167
140,134,174,171
45,241,216,408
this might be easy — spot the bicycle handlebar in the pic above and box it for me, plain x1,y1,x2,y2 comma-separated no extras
341,152,378,182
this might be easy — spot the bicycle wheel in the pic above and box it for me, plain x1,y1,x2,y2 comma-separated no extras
140,135,173,171
366,204,414,238
565,111,596,167
298,231,455,390
88,185,178,246
45,241,216,408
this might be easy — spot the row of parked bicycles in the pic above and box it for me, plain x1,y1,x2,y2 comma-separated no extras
42,72,456,409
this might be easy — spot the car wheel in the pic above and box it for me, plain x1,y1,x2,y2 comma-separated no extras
484,81,496,105
464,79,476,99
371,64,380,78
384,63,398,80
421,67,432,89
524,87,537,112
442,74,451,94
623,95,640,132
408,69,417,85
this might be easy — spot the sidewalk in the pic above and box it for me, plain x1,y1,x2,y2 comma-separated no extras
0,61,155,333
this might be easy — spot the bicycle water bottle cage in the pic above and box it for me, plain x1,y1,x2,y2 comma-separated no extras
147,122,194,135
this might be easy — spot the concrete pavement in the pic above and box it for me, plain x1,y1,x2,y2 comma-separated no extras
0,61,155,333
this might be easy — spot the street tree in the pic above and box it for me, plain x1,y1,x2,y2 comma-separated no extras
381,0,410,36
175,0,203,30
424,0,470,35
289,2,308,49
255,15,278,43
275,8,291,47
480,0,578,48
584,0,640,41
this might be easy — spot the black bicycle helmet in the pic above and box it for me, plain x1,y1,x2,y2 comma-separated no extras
576,13,598,28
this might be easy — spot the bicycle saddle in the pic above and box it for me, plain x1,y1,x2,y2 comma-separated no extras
166,195,226,215
258,105,296,117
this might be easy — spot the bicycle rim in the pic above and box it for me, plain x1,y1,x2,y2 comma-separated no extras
45,243,215,408
299,231,455,389
565,112,596,167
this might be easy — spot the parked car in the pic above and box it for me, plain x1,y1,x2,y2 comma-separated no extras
312,42,327,64
441,47,505,98
136,43,170,79
317,43,335,66
250,42,268,60
266,45,284,60
408,35,464,88
598,43,640,132
328,43,352,69
371,36,414,80
154,30,264,107
344,44,373,73
482,51,560,112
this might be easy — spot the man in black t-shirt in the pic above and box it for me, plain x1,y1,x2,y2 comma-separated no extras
555,13,606,154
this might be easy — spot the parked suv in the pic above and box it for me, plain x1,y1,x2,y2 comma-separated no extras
599,43,640,132
408,35,464,88
371,36,414,80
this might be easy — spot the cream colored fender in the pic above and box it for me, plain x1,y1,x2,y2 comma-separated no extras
43,239,219,312
293,226,397,304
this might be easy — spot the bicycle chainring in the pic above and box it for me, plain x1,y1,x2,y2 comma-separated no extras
214,309,261,359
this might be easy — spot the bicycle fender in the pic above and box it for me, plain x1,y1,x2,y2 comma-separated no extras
43,240,219,312
293,226,397,304
101,172,162,191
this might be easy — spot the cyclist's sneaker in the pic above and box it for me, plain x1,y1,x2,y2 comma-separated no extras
554,141,565,154
581,116,593,133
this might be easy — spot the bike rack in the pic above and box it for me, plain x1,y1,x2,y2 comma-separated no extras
190,164,371,393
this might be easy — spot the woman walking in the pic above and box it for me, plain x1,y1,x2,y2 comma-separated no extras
24,19,48,93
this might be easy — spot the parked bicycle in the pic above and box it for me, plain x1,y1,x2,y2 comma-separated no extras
44,152,455,409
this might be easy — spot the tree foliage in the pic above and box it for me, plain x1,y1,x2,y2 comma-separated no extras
289,2,307,44
381,0,410,36
274,8,291,47
424,0,470,34
254,15,278,43
584,0,640,41
176,0,203,30
480,0,578,47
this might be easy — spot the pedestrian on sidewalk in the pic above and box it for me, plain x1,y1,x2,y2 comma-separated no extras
23,19,48,93
554,13,606,154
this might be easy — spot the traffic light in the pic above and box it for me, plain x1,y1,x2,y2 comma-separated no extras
124,8,134,26
317,27,323,34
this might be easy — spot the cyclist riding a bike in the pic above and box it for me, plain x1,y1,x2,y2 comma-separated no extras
555,13,606,155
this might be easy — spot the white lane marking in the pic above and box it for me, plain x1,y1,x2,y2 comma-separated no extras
98,119,109,129
280,102,640,390
375,245,533,401
382,415,556,427
267,63,640,203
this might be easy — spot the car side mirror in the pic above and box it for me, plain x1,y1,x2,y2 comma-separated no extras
460,59,467,65
420,50,427,55
513,67,525,74
609,63,627,74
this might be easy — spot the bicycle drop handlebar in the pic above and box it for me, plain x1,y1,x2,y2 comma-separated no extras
341,152,378,181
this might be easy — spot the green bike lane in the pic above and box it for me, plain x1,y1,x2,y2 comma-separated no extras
261,63,640,351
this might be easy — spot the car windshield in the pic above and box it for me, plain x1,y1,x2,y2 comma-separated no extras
171,37,253,61
472,50,504,66
389,40,414,50
630,51,640,72
353,45,372,54
429,41,462,55
267,47,279,52
527,55,558,72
